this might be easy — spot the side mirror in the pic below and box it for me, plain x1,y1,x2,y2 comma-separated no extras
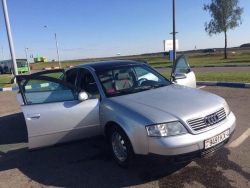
78,91,89,101
173,73,187,80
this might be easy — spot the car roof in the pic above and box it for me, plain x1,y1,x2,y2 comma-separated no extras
73,60,145,71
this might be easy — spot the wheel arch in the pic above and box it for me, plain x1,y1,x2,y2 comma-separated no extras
103,120,149,155
104,121,130,142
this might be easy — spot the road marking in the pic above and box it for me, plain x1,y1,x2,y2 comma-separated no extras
198,86,206,89
228,128,250,148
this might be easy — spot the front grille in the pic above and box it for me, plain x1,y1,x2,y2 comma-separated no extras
187,108,226,132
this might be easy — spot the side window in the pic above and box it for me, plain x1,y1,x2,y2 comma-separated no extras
174,57,190,74
79,70,100,99
66,69,79,85
19,78,79,105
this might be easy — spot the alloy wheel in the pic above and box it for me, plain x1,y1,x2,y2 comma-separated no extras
111,132,127,162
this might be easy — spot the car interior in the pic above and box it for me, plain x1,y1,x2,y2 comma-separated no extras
80,73,100,99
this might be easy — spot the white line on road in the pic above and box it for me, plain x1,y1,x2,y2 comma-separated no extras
228,128,250,148
198,86,206,89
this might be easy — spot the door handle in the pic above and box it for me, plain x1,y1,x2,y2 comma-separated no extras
27,114,41,120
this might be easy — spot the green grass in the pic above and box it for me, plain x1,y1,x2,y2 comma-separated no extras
139,52,250,68
149,53,250,68
195,72,250,82
30,60,92,70
29,51,250,70
0,75,17,88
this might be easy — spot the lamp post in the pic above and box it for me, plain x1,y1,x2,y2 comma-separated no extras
44,26,61,68
169,0,178,82
2,0,18,83
172,0,176,65
25,47,31,74
1,47,4,60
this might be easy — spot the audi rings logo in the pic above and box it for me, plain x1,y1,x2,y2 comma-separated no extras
204,113,219,125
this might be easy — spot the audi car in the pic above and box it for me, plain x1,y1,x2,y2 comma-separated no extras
16,55,236,168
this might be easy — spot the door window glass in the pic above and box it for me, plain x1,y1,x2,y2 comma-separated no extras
20,78,79,105
174,57,190,75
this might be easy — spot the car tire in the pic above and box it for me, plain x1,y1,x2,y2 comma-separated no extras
109,126,135,168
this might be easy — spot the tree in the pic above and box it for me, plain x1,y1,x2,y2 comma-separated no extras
203,0,244,59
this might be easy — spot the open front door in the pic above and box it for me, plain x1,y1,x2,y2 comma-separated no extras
171,55,196,88
16,75,100,150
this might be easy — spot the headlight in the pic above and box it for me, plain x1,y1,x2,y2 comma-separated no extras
223,101,231,116
146,121,188,137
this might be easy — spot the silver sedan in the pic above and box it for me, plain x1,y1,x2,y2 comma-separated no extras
16,55,236,168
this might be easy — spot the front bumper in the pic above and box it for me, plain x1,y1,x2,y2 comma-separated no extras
148,130,234,164
148,111,236,157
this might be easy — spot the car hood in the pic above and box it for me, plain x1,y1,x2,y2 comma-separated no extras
110,84,224,124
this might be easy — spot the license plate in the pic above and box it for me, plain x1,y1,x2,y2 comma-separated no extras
205,129,230,149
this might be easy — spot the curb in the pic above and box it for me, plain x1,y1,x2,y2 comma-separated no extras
1,81,249,92
0,82,57,92
0,86,19,92
197,81,250,88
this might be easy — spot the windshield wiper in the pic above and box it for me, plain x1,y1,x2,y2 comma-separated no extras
149,83,168,89
120,86,152,94
118,84,168,94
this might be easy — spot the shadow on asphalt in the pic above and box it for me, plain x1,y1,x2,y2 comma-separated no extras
0,112,189,187
1,112,250,187
0,112,27,145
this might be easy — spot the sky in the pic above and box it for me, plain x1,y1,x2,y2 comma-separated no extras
0,0,249,62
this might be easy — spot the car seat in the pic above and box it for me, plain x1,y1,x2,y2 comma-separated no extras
85,73,100,99
114,72,133,90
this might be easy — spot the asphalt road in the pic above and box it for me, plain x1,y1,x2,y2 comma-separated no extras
0,87,250,188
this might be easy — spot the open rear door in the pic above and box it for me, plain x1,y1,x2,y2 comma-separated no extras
171,55,196,88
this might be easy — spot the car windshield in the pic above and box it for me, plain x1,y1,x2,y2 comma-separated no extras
96,64,171,97
17,62,28,67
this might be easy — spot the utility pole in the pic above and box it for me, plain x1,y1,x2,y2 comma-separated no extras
44,26,61,68
172,0,176,65
1,0,18,82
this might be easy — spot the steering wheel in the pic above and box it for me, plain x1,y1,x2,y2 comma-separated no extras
137,78,147,86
